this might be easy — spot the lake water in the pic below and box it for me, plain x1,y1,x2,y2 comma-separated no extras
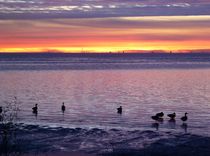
1,53,210,155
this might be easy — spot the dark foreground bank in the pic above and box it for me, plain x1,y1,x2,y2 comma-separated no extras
1,124,210,156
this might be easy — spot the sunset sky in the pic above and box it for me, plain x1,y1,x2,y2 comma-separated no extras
1,0,210,53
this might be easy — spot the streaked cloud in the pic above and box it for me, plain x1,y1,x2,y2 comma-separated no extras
0,0,210,19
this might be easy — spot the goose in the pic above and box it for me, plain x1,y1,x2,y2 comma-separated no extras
117,106,122,114
61,102,66,112
167,112,176,119
151,115,159,121
156,112,164,118
32,104,38,114
151,115,163,122
181,112,188,122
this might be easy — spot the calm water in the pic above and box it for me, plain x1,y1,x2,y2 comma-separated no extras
1,53,210,154
0,53,210,133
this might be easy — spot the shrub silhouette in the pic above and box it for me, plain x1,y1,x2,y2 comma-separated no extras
0,97,22,156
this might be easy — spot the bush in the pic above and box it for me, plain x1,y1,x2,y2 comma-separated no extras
0,97,21,156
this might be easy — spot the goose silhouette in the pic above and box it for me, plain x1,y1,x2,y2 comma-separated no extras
151,115,159,120
151,115,163,122
181,112,188,122
117,106,122,114
156,112,164,118
167,112,176,119
61,102,66,112
32,104,38,114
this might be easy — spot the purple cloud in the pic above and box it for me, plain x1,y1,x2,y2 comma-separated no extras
0,0,210,19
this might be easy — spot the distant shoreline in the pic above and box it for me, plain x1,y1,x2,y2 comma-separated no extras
1,52,210,70
0,52,210,58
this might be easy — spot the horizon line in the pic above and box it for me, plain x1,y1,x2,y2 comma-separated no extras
1,48,210,54
1,51,210,55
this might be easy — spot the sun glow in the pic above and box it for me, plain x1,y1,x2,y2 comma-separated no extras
1,16,210,53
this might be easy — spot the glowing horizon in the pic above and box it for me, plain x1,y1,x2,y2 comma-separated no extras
1,15,210,53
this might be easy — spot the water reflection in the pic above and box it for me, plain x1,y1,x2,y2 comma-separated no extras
152,123,159,131
168,119,176,129
181,123,188,133
33,111,38,119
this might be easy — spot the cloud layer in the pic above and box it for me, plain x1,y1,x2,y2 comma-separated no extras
0,0,210,19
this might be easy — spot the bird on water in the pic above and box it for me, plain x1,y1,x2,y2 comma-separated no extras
151,115,163,122
181,112,188,122
151,112,164,122
156,112,164,118
0,107,2,121
32,104,38,114
151,115,160,121
61,102,66,113
117,106,122,114
168,112,176,119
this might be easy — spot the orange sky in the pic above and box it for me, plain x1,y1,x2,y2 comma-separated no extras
1,15,210,53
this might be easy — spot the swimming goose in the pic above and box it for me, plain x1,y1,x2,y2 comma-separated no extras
117,106,122,114
151,115,159,121
181,112,188,122
61,102,66,112
156,112,164,118
151,115,163,122
167,112,176,119
32,104,38,114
